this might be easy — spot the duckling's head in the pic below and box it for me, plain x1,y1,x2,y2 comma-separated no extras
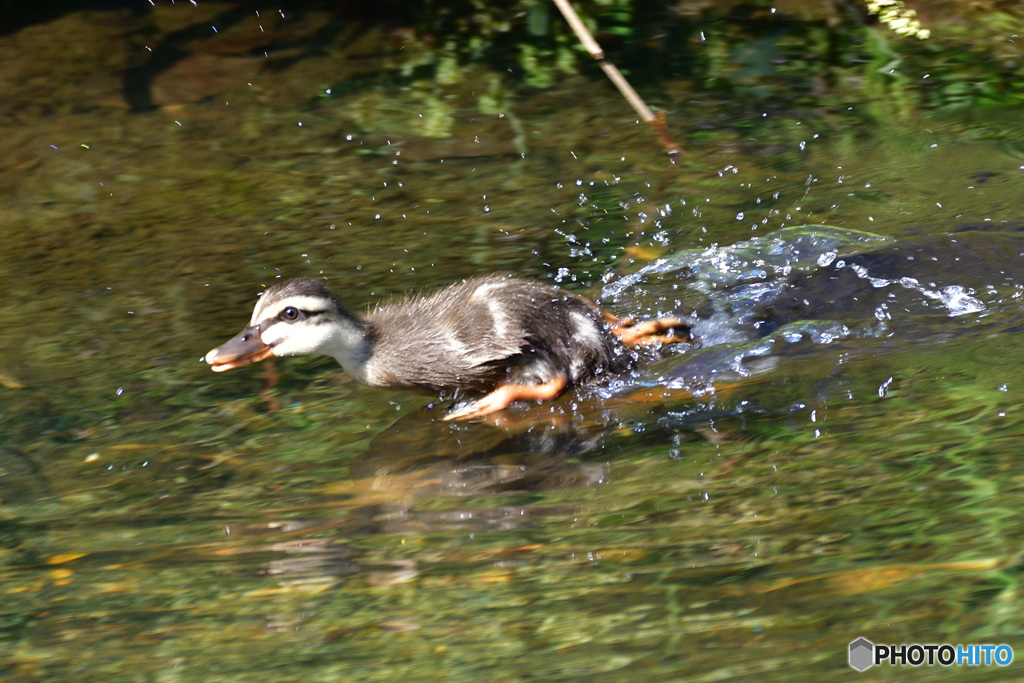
205,278,370,379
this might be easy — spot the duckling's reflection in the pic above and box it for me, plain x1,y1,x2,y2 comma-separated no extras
246,407,624,592
350,404,613,494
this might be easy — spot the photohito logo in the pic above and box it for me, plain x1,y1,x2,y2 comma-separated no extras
849,637,1013,671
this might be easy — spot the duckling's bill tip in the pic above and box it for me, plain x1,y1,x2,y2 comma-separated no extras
203,338,276,372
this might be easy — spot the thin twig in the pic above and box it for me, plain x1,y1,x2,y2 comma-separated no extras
552,0,684,156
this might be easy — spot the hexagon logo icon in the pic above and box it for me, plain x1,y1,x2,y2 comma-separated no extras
849,637,874,671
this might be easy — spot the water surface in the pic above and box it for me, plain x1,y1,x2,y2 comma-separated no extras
2,6,1024,681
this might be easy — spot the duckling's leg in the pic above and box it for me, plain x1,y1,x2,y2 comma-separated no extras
443,376,569,421
603,312,691,348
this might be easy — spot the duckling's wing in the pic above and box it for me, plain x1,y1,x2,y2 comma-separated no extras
361,276,534,391
362,275,629,393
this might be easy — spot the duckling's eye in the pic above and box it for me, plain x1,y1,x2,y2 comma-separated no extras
281,307,300,321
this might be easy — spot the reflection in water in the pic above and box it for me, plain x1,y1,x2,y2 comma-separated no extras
231,412,619,601
353,408,612,501
361,408,611,472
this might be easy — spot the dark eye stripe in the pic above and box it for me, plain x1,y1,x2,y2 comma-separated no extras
276,307,330,323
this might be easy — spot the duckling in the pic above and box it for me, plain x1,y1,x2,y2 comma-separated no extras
205,275,689,420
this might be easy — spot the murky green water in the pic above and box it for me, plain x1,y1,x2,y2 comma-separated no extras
2,5,1024,681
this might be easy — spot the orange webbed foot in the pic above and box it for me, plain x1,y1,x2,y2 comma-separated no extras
443,376,569,421
607,315,691,349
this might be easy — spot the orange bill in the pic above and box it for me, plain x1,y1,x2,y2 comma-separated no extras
205,325,275,372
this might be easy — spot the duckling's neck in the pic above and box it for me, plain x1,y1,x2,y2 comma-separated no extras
322,316,374,383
